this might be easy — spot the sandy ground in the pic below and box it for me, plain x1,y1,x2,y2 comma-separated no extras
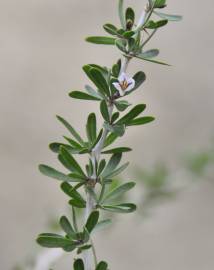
0,0,214,269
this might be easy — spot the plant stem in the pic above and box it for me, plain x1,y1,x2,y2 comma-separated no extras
83,2,150,267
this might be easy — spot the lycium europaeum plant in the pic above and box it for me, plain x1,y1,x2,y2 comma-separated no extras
36,1,181,269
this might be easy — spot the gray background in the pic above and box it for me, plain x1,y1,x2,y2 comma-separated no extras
0,0,214,269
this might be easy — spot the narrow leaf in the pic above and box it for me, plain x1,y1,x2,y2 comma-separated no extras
86,36,116,45
39,165,80,182
69,91,100,101
102,182,136,203
102,147,131,154
117,104,146,125
74,259,85,270
56,116,84,145
101,203,136,213
85,211,100,233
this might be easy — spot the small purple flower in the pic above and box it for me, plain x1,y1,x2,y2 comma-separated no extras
113,72,135,97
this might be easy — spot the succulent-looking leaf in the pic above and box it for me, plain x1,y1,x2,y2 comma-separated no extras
95,219,112,231
104,133,118,148
145,19,168,29
102,153,122,178
37,234,75,250
101,203,136,213
126,71,146,94
126,116,155,126
85,85,104,100
117,104,146,125
86,113,97,143
69,199,86,208
69,91,100,101
86,36,116,45
60,216,76,237
114,100,131,112
152,0,167,9
56,116,84,145
154,11,182,21
103,24,118,35
85,211,100,233
39,165,80,182
135,55,170,66
102,147,131,154
102,182,136,203
61,182,85,203
100,100,110,122
60,147,86,177
96,261,108,270
103,162,129,178
73,259,85,270
140,49,159,58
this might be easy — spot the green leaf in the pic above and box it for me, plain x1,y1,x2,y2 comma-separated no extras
95,219,112,231
98,159,106,176
140,49,159,58
60,147,85,177
145,19,168,29
69,91,100,101
61,182,85,202
88,68,110,97
154,11,182,21
102,182,136,203
117,104,146,125
112,59,121,78
153,0,167,8
114,100,131,112
115,38,127,53
102,147,131,154
100,100,110,122
74,259,84,270
56,116,84,145
126,71,146,94
77,245,92,254
104,133,118,148
103,162,129,178
104,123,125,137
85,211,100,233
91,129,103,149
49,142,75,154
118,0,126,29
86,113,97,143
86,36,116,45
39,165,80,182
103,24,118,36
101,203,136,213
135,55,170,66
126,7,135,25
123,31,135,38
37,234,74,249
63,137,83,149
59,216,76,238
96,261,108,270
111,112,120,123
85,85,104,100
69,199,86,208
102,153,122,178
126,116,155,126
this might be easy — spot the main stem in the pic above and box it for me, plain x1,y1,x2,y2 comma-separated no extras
83,4,149,268
83,57,129,270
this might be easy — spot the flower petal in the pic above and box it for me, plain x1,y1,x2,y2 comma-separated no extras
125,78,135,92
118,72,128,83
112,82,122,91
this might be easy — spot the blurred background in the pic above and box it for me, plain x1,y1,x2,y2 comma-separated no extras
0,0,214,269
